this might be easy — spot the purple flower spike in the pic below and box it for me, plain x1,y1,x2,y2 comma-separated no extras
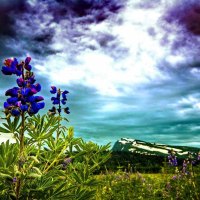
50,86,57,94
49,86,70,115
2,57,45,117
25,57,31,65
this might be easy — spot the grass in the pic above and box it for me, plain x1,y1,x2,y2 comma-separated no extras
93,169,200,200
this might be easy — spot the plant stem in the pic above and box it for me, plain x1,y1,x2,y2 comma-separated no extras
16,111,25,199
16,64,25,200
56,89,61,140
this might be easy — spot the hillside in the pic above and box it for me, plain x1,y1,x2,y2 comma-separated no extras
112,138,200,158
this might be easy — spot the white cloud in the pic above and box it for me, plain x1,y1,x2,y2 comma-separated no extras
32,0,179,97
172,96,200,117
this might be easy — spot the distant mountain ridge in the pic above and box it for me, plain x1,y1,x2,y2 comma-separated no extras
112,138,200,158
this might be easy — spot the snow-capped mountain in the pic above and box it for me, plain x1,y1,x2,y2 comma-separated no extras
112,138,200,158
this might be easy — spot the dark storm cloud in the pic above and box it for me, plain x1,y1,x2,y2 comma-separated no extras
0,0,25,36
160,0,200,60
53,0,124,22
0,0,125,59
164,0,200,36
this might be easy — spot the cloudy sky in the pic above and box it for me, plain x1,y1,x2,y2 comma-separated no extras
1,0,200,147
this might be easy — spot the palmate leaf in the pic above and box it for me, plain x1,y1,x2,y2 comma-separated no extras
74,188,95,200
0,116,20,134
27,114,59,141
0,141,18,168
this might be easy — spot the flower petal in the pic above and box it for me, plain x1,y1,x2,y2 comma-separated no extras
25,57,31,65
4,102,11,109
34,96,44,102
64,107,70,114
20,104,28,111
50,86,57,94
35,83,41,92
7,97,18,104
61,99,66,105
5,87,19,97
24,64,32,71
11,109,20,116
16,78,25,87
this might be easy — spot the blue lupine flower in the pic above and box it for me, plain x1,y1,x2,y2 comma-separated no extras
50,86,57,94
168,150,178,166
49,87,69,115
1,57,45,117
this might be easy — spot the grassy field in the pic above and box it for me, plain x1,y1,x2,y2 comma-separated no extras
94,169,200,200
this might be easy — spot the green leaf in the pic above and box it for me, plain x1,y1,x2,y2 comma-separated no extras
0,127,10,133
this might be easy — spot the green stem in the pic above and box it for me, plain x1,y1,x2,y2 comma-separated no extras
16,63,25,200
16,111,25,199
43,139,68,173
56,89,61,140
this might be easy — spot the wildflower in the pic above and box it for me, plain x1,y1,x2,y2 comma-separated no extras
168,150,178,166
182,159,190,175
197,152,200,161
13,177,17,184
1,58,22,76
49,87,70,115
62,157,72,169
1,57,45,117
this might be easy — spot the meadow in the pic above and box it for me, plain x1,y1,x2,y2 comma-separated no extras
0,57,200,199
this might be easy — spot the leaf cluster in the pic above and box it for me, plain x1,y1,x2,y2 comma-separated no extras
0,114,111,199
